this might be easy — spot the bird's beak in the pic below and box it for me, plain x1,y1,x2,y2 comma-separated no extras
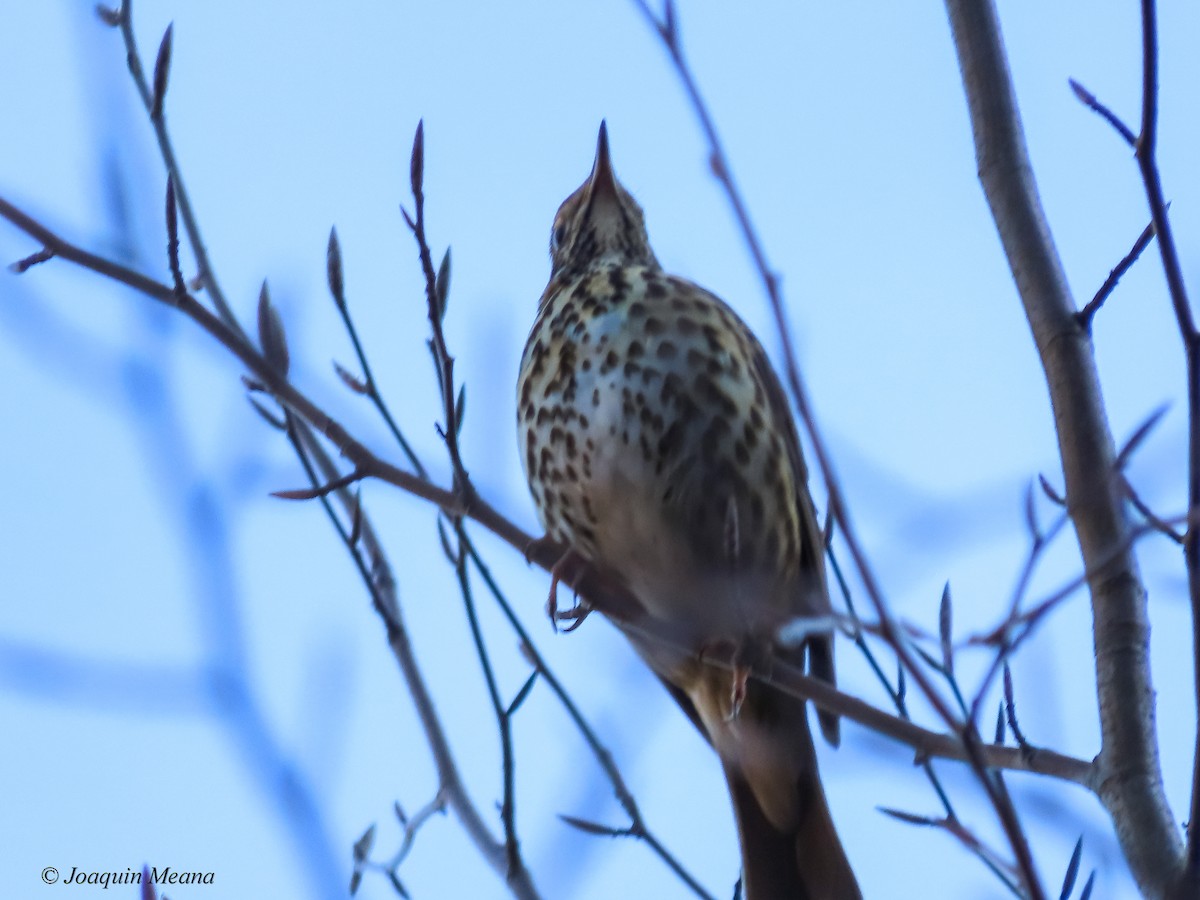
588,121,620,202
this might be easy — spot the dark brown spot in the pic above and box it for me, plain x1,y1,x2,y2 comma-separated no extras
639,433,653,461
657,421,682,459
656,341,678,360
702,324,723,352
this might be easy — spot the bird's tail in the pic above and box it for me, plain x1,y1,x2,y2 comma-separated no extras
724,690,860,900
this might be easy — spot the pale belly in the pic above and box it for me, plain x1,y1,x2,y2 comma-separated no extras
518,266,807,640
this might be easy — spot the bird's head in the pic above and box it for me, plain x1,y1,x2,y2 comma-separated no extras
548,122,659,278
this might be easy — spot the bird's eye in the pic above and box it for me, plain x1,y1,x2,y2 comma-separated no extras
550,223,567,253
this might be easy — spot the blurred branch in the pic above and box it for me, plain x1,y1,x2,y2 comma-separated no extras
944,0,1182,896
0,638,208,713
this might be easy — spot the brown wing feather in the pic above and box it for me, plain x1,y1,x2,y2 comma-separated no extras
746,338,840,745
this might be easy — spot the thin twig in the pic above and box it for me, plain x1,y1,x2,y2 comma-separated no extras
403,123,472,500
461,540,716,900
1121,476,1185,544
834,556,1020,892
1076,217,1157,333
444,517,524,877
116,0,246,341
326,228,428,479
1068,79,1136,147
285,419,539,898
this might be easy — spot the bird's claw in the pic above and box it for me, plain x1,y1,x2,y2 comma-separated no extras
545,547,588,633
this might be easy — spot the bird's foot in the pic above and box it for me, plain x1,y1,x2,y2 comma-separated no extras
545,547,589,633
696,638,752,721
554,598,593,633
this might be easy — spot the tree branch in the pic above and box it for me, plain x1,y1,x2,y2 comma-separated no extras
1132,5,1200,893
0,176,1098,887
943,0,1183,894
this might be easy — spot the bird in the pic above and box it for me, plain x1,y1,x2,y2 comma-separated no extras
517,123,860,900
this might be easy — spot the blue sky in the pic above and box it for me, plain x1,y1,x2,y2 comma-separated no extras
2,2,1198,898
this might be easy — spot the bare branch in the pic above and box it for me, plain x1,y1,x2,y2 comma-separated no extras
1068,78,1136,147
9,247,54,273
1076,217,1157,333
1121,477,1185,545
944,0,1182,893
117,2,245,337
164,176,185,296
1131,5,1200,888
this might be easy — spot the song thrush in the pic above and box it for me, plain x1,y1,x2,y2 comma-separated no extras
517,124,859,900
